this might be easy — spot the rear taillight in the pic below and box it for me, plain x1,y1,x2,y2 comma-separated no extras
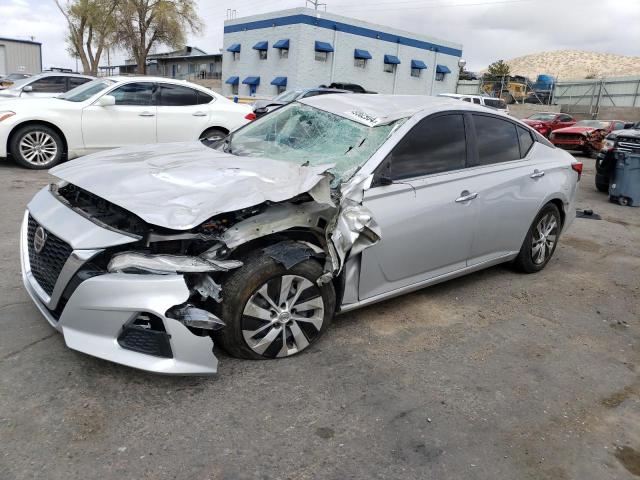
571,161,583,180
245,112,256,121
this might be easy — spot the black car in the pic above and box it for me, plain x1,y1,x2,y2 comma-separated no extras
251,87,350,118
595,122,640,192
323,82,376,94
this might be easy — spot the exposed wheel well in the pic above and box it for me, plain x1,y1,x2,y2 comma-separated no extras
199,126,229,138
8,121,68,159
547,198,565,227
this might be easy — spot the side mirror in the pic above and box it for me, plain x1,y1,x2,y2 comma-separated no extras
22,85,33,92
97,95,116,107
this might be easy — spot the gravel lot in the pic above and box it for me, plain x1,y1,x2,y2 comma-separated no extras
1,155,639,480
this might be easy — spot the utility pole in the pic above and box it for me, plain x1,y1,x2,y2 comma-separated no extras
306,0,327,11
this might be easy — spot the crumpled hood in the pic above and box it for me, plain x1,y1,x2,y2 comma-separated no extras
51,142,333,230
554,126,600,135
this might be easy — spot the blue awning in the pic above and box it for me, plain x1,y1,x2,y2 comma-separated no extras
411,60,427,70
225,76,239,85
314,41,334,52
253,41,268,51
384,54,401,65
436,64,451,74
354,49,372,60
242,76,260,85
271,77,287,86
226,44,241,53
273,39,290,49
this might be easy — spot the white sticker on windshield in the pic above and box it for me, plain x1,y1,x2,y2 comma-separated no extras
347,110,378,126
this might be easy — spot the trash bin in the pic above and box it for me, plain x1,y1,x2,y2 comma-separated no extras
609,152,640,207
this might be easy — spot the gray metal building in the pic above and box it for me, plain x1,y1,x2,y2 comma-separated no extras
0,37,42,76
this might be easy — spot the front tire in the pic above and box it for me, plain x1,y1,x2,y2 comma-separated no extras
514,203,561,273
216,252,335,360
10,124,64,169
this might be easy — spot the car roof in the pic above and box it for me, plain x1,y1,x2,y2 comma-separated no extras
31,72,93,78
299,94,504,126
303,87,351,94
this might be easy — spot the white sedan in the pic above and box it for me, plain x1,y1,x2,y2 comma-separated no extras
0,76,253,169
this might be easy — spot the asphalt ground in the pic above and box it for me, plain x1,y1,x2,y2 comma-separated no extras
1,154,639,479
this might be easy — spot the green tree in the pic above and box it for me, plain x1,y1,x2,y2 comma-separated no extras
54,0,119,75
116,0,203,75
487,59,510,77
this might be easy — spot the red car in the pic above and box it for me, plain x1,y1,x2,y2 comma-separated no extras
522,112,575,137
550,120,627,157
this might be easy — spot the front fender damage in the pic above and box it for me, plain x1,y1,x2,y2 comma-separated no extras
106,170,382,374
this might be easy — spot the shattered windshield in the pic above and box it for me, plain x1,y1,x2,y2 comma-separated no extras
222,102,405,183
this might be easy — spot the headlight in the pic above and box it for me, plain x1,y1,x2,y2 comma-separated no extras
602,140,615,151
0,111,15,122
107,251,242,274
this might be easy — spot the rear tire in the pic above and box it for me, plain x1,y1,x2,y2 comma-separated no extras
513,203,561,273
215,252,335,360
10,124,64,169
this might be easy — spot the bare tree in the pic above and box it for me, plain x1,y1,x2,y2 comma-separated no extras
116,0,203,75
54,0,119,75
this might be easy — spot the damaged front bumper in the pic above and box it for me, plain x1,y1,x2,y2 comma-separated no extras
20,201,218,375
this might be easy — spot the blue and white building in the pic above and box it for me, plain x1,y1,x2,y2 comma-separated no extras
222,8,463,97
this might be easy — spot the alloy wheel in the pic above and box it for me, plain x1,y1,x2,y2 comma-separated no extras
19,131,58,166
241,275,325,357
531,213,558,264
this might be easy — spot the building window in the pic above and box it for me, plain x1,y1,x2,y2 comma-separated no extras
411,68,421,78
436,72,445,81
188,63,196,74
258,50,267,60
276,85,286,94
354,58,367,69
232,84,238,95
315,51,328,62
279,48,289,59
249,85,257,96
233,52,240,61
383,63,396,73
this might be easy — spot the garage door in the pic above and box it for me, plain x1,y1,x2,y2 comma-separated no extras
0,46,6,76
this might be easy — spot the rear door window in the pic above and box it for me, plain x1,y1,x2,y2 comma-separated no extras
67,76,91,91
196,91,213,104
158,84,198,106
472,114,520,165
386,114,467,180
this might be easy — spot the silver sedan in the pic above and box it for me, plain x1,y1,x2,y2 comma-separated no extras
20,94,581,374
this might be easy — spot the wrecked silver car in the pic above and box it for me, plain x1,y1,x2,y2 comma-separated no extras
20,95,579,374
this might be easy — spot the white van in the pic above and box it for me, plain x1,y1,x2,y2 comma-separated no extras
438,93,509,114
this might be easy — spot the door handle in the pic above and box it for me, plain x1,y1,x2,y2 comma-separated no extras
192,111,207,117
139,111,155,117
530,169,545,179
455,190,478,203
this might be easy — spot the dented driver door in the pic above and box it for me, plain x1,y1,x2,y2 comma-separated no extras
357,113,477,301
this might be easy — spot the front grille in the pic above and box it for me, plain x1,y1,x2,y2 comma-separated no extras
27,215,73,296
617,137,640,154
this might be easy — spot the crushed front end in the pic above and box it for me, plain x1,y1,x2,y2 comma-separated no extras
20,185,220,375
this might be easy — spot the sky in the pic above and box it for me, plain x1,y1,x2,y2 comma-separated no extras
4,0,640,72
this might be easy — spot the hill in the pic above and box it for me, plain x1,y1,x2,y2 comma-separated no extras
488,50,640,80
